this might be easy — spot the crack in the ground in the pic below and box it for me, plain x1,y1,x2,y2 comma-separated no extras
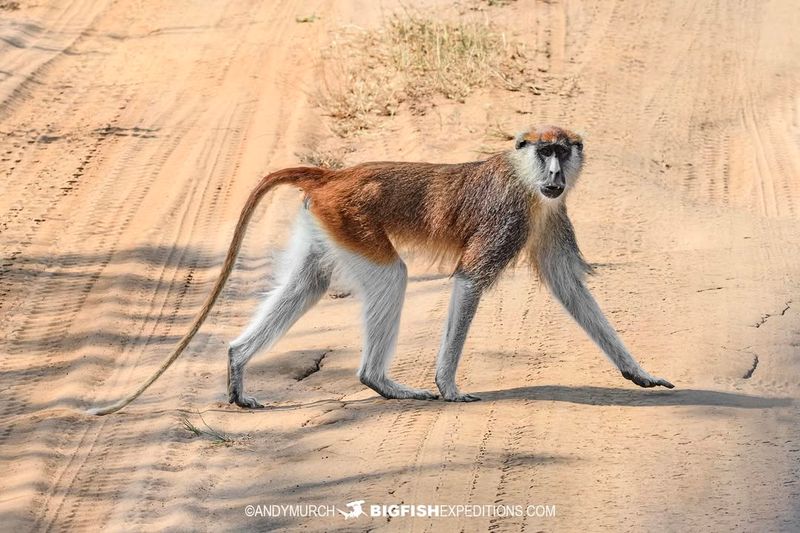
696,286,724,293
742,353,759,379
296,351,329,381
753,300,792,328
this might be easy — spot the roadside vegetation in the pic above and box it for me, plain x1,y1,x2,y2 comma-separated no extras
319,13,528,135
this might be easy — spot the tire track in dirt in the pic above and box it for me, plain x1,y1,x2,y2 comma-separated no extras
0,54,145,449
4,2,262,527
53,121,233,532
117,102,259,530
0,72,123,316
462,280,546,532
62,99,259,527
32,140,217,528
0,0,110,121
46,72,275,533
95,1,333,527
484,283,548,533
30,112,204,532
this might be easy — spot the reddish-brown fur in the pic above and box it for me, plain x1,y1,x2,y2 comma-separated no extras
297,154,533,278
522,125,582,145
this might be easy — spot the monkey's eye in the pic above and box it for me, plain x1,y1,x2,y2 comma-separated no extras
538,145,555,157
574,142,583,152
539,145,570,159
554,145,570,159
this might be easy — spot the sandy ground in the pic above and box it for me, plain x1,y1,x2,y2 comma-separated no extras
1,0,799,531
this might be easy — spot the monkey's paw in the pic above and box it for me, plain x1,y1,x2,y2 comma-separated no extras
443,392,481,402
621,369,674,389
230,394,265,409
389,386,439,401
360,375,439,400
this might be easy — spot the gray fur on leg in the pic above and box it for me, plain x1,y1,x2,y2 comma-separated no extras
435,273,482,401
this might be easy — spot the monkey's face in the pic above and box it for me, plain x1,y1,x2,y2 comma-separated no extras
510,126,584,200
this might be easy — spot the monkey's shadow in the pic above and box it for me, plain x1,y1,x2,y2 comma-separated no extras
245,385,791,413
472,385,791,408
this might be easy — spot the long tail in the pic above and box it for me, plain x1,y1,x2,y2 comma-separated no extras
88,167,324,415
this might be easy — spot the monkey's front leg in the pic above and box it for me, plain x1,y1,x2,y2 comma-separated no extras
435,273,482,401
539,247,674,389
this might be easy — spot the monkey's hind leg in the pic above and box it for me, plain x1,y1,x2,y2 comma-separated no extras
435,273,482,402
338,250,438,401
228,213,332,408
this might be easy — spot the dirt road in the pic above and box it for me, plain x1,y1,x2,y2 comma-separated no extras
1,0,798,530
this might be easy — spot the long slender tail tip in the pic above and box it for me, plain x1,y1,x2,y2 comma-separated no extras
86,401,126,416
86,405,114,416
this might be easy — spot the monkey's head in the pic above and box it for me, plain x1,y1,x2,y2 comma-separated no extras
510,125,584,200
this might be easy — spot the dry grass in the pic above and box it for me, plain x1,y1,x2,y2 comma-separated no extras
296,147,346,169
486,121,515,141
317,62,400,136
319,13,528,135
181,414,250,447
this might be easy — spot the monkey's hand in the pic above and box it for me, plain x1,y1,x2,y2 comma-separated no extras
621,369,674,389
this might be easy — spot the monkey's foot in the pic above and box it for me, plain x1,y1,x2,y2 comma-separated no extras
229,393,264,409
435,377,481,402
228,378,264,409
361,376,439,400
621,369,674,389
442,392,481,402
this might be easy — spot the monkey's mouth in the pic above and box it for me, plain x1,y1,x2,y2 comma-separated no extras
540,185,564,199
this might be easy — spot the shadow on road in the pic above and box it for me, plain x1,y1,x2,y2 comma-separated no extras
476,385,793,408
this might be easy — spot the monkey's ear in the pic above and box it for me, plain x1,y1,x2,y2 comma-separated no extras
514,133,529,150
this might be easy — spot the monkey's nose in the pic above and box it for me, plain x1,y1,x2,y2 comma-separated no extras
541,185,564,198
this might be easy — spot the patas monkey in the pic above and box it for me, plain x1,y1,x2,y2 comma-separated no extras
89,125,673,415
